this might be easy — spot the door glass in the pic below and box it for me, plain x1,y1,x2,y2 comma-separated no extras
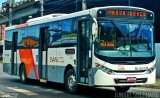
12,32,18,75
78,20,90,83
39,27,48,79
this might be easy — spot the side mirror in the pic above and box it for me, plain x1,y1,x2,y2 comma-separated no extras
92,18,98,36
92,18,98,41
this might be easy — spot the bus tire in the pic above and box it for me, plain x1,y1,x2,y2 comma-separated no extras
65,69,77,94
114,86,130,92
19,65,28,84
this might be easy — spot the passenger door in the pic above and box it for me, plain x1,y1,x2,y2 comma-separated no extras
11,32,18,75
39,27,48,82
77,19,92,84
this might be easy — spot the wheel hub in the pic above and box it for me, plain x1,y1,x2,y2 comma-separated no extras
21,71,25,81
68,75,76,90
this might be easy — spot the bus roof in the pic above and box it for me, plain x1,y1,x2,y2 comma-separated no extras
5,6,153,31
26,13,68,23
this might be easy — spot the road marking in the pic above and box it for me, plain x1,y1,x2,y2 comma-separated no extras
7,87,38,96
32,85,63,94
0,91,12,97
44,89,64,94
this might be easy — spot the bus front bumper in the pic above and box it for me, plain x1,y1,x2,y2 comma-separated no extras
94,69,156,86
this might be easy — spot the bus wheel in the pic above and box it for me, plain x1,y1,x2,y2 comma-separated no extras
65,69,77,94
20,65,28,84
114,86,130,92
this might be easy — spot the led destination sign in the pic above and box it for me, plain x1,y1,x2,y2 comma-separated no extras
97,9,153,20
106,10,146,17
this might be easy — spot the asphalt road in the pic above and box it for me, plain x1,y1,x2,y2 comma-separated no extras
0,64,160,98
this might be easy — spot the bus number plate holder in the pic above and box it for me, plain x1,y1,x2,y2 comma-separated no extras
126,77,137,82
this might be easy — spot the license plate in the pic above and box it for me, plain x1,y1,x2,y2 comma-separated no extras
126,77,137,82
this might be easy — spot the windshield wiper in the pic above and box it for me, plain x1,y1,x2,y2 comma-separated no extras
112,21,128,49
117,47,129,56
136,20,144,38
111,21,127,36
136,21,152,50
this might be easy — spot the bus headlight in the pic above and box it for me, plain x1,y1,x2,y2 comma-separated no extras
146,65,156,74
95,63,113,74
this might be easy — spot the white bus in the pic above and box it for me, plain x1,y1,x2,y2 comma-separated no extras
3,6,155,93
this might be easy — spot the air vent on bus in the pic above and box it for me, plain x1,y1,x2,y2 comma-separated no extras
111,61,147,65
113,70,146,73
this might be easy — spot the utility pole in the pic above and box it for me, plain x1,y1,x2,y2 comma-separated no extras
8,0,14,26
128,0,131,6
40,0,44,16
82,0,87,10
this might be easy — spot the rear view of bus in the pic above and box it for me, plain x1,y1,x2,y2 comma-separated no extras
93,6,155,92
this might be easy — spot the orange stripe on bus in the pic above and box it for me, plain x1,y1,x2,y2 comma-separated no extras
19,49,38,79
1,24,5,41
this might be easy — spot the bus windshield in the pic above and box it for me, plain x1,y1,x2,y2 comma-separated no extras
95,21,154,57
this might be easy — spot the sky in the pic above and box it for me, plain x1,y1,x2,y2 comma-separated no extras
0,0,21,8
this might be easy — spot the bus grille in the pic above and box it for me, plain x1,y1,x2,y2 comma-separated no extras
113,70,146,73
114,78,147,84
112,61,147,65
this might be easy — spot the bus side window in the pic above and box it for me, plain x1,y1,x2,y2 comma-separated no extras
48,22,61,47
17,29,25,48
27,26,39,48
5,31,13,50
61,19,77,47
17,27,39,49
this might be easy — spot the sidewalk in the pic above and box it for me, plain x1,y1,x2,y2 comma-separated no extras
139,78,160,89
